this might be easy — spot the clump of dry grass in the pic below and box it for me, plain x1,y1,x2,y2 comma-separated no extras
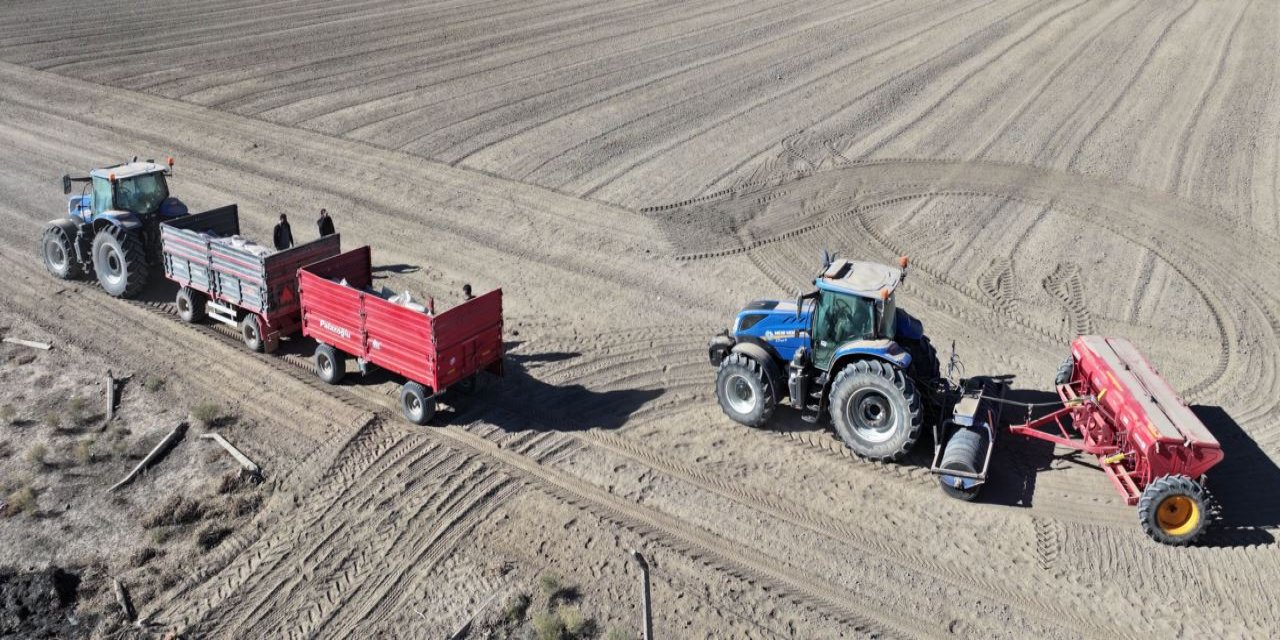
195,525,231,551
25,443,47,467
4,485,36,517
190,402,221,427
73,439,95,465
142,495,205,529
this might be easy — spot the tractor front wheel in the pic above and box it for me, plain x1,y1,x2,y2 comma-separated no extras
828,359,922,462
400,382,436,425
714,353,777,428
1137,475,1216,546
41,224,82,280
91,226,147,298
176,287,206,323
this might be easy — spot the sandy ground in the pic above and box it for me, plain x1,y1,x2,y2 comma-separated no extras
0,0,1277,637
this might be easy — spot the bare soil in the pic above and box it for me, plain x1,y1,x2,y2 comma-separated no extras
0,1,1276,638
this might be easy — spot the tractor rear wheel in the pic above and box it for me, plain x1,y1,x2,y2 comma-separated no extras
176,287,206,323
314,344,345,384
901,335,941,421
91,226,147,298
714,353,777,428
400,382,435,425
938,427,986,501
1138,475,1214,545
828,359,922,462
40,224,82,280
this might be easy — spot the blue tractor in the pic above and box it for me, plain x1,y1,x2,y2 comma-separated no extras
708,254,940,462
40,157,187,298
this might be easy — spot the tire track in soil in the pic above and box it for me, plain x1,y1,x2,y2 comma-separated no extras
579,428,1113,637
1042,262,1095,335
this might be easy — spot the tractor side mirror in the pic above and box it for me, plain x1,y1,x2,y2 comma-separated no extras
62,174,71,195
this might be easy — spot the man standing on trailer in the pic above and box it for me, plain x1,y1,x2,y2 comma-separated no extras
273,214,294,250
317,208,336,238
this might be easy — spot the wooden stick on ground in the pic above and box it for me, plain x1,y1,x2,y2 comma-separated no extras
113,578,136,622
2,337,51,350
200,433,263,480
109,422,188,492
105,370,115,423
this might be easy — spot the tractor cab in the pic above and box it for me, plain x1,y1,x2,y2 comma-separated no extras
807,259,904,370
64,158,184,224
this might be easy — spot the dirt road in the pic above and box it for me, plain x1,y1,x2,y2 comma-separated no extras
0,0,1277,637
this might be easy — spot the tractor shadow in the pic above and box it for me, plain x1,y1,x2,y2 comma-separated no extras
441,343,664,432
1190,405,1278,546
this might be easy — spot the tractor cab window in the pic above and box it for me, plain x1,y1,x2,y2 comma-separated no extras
91,176,113,216
812,290,875,368
113,173,169,215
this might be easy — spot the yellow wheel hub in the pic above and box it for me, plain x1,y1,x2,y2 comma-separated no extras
1156,495,1200,536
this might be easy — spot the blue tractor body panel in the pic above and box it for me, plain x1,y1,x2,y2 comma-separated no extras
831,340,911,371
894,308,925,341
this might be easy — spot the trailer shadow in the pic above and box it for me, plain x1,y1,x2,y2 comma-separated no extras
968,387,1060,509
1190,405,1278,546
442,349,664,433
370,263,421,277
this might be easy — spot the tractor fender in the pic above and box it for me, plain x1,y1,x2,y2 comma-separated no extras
894,308,925,341
708,331,735,367
729,340,785,400
94,211,144,231
45,218,80,235
829,340,912,383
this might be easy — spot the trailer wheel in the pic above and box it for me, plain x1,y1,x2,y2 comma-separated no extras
400,382,435,425
314,344,345,384
1137,475,1212,546
91,226,147,298
175,287,206,323
714,353,776,428
239,314,265,352
41,224,82,280
938,427,987,501
828,359,922,462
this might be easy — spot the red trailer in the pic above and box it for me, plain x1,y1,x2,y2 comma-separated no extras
1008,335,1224,544
298,246,504,424
161,205,341,352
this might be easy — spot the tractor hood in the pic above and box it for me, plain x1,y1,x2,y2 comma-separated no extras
731,299,813,363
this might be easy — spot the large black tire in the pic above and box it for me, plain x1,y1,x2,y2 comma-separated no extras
828,359,923,462
1053,354,1075,386
400,382,436,425
314,344,345,384
901,335,942,421
1137,475,1216,546
714,353,777,428
175,287,206,323
91,226,147,298
40,224,82,280
938,427,987,501
239,314,265,352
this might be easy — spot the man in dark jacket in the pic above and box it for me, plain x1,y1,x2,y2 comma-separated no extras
317,208,336,237
273,214,293,250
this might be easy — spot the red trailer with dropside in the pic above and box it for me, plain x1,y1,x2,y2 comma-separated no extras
160,205,341,352
297,246,504,424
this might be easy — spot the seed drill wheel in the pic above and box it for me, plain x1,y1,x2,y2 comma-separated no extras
714,353,776,428
1137,475,1216,545
40,225,81,279
400,382,436,425
828,359,922,462
91,226,147,298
